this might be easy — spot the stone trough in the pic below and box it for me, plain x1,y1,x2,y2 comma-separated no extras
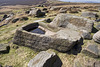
13,22,81,52
13,14,94,52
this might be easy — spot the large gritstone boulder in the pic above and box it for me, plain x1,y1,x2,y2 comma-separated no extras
93,31,100,44
49,14,94,33
28,51,62,67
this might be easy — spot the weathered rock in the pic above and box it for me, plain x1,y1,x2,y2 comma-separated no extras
69,10,79,13
20,17,28,21
81,12,99,19
50,6,61,11
28,51,59,67
49,13,94,32
0,44,10,54
25,11,30,14
29,8,45,17
36,9,45,17
3,13,14,24
93,31,100,44
45,18,51,23
58,8,67,13
74,55,100,67
12,18,19,23
3,14,8,20
95,19,100,22
82,43,99,58
80,30,92,40
52,29,82,52
74,59,82,67
96,23,100,30
88,9,99,12
94,61,100,67
42,8,47,11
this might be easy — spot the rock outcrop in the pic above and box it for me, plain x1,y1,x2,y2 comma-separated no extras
93,31,100,44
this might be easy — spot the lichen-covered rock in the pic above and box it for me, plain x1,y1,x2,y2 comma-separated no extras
49,13,94,32
28,51,59,67
93,31,100,44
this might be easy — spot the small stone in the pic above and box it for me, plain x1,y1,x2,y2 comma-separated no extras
93,31,100,44
82,44,99,58
0,44,10,54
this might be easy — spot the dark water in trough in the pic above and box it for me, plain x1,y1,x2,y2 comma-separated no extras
29,28,45,34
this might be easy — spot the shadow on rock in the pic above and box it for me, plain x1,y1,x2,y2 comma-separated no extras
92,27,98,33
52,55,62,67
66,38,84,55
0,46,10,54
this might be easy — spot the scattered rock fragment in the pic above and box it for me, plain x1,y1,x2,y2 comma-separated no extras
12,18,19,23
59,8,67,13
96,23,100,30
50,6,61,11
0,44,10,54
29,8,45,17
93,31,100,44
82,43,99,58
28,51,62,67
80,30,92,40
